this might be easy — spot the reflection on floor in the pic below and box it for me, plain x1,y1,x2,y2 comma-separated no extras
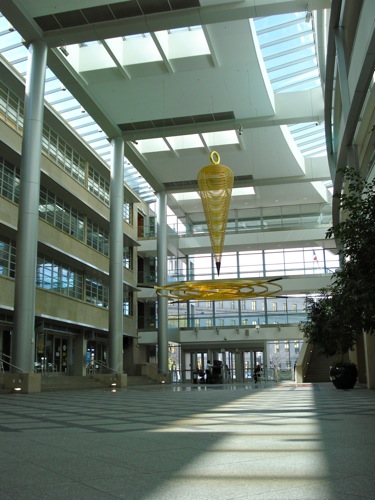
0,381,374,499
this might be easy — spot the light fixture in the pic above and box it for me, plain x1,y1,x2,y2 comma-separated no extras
216,327,220,335
197,151,234,276
238,125,243,136
235,326,240,333
255,324,260,332
59,46,69,57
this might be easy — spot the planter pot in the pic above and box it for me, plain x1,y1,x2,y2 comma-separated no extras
329,363,358,389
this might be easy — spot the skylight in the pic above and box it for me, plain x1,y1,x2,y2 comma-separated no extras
254,12,326,157
0,12,156,202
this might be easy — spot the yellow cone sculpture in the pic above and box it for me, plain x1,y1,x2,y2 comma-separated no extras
197,151,234,275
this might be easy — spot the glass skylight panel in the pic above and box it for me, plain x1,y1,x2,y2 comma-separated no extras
254,12,325,158
166,134,203,150
135,138,169,154
123,34,161,65
269,58,317,82
202,130,238,147
232,187,255,196
254,13,319,94
0,13,155,202
155,26,210,60
10,59,28,75
172,192,201,201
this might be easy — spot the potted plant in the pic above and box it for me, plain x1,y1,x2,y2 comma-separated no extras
300,167,375,388
300,289,358,388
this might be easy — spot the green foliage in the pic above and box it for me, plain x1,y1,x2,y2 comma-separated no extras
300,167,375,358
300,290,357,361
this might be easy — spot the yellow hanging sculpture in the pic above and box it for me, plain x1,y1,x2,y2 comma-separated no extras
197,151,234,275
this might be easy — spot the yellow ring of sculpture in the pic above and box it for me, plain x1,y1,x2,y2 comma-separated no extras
209,150,220,165
155,278,282,302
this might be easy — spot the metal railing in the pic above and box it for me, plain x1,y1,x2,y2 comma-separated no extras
0,354,23,373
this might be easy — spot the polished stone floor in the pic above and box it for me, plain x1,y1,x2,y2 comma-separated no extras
0,381,374,499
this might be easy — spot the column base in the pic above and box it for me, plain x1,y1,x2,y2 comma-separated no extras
2,373,41,393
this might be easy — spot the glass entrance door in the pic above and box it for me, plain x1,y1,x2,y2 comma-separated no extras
53,336,69,372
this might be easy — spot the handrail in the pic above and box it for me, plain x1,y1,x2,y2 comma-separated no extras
91,359,118,374
0,356,23,373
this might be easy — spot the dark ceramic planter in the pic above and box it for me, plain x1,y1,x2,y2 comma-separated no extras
329,363,358,389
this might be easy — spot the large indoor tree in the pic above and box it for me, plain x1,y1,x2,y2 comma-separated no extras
301,167,375,360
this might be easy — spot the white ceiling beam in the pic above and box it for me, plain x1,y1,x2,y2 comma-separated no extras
4,0,332,48
100,39,131,80
202,25,220,68
123,88,324,140
150,33,174,74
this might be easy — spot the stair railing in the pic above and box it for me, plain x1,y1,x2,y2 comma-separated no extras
0,354,23,374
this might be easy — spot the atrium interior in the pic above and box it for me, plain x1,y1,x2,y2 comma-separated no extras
0,0,374,392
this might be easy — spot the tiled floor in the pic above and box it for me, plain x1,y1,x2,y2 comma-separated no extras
0,381,374,499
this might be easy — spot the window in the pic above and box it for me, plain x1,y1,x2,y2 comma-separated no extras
272,302,277,311
39,187,85,242
275,341,280,353
251,301,257,311
36,255,83,299
294,341,300,354
0,238,16,278
123,201,133,225
0,156,20,203
87,219,109,255
123,246,133,270
123,291,134,316
284,341,290,351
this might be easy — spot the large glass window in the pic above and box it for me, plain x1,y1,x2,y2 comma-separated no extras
0,156,20,203
86,276,109,307
88,165,110,205
123,291,134,316
36,255,83,299
123,200,133,225
0,238,16,278
87,219,109,255
123,246,133,270
39,187,85,241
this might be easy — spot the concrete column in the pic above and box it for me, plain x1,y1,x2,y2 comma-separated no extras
12,39,47,373
73,335,86,376
263,341,269,380
364,332,375,389
157,190,168,375
109,137,124,374
235,352,244,382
